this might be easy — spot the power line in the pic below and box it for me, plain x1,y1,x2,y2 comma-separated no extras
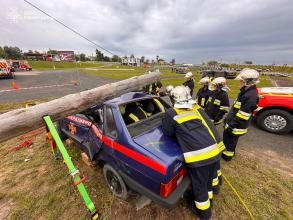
23,0,116,56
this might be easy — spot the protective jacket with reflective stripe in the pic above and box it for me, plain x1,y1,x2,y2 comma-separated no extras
194,105,225,152
196,86,212,108
205,89,230,124
224,85,259,135
162,106,221,167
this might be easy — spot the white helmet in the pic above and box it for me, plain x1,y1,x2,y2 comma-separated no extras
199,77,210,85
212,77,226,86
166,85,174,93
236,68,260,86
171,86,192,109
185,72,193,78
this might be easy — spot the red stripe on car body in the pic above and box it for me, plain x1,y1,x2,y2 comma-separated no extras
67,116,167,175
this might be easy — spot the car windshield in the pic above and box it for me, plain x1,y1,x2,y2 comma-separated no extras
119,97,169,137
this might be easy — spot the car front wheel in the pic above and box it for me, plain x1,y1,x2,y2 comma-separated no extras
103,164,128,200
257,109,293,134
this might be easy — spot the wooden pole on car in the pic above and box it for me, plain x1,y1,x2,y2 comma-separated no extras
0,71,161,143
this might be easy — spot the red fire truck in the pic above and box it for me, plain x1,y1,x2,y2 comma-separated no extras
254,87,293,134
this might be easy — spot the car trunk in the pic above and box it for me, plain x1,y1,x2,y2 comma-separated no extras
133,126,184,183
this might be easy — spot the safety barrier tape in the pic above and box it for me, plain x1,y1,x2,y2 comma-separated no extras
0,83,74,93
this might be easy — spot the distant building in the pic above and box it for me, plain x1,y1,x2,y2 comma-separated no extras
55,51,75,62
121,56,141,67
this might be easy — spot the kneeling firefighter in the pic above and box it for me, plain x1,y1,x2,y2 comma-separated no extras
162,86,225,220
223,68,260,161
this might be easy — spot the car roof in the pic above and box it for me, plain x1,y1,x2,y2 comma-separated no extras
104,92,155,106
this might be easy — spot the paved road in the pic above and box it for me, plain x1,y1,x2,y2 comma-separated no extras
0,70,115,103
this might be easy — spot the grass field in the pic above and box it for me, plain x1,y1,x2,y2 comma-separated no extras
81,67,273,99
0,101,292,220
28,61,106,71
0,129,291,220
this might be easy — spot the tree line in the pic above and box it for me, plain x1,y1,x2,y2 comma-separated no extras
0,46,23,59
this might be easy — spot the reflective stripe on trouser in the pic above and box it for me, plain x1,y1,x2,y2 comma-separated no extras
223,129,240,158
225,124,248,135
213,160,221,189
189,163,216,219
212,177,219,186
215,161,222,187
219,105,229,111
233,101,241,109
236,110,251,120
208,191,213,199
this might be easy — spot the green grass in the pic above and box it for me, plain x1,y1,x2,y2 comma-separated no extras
81,66,183,80
28,61,105,71
0,102,292,219
0,99,54,113
81,67,273,99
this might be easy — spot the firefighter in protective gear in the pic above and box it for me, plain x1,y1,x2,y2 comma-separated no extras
196,77,212,108
162,86,224,220
189,85,223,194
183,72,195,96
205,77,230,125
222,69,260,161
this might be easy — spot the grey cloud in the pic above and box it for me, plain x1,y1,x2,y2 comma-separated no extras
0,0,292,64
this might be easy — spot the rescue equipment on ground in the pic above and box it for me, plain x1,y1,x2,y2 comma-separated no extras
43,115,101,220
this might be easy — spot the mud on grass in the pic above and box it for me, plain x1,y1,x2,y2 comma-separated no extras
0,130,292,220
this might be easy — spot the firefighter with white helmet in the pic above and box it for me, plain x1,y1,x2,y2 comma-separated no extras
183,72,195,96
166,85,174,94
204,77,230,192
162,85,225,220
196,77,212,108
222,68,260,161
205,77,230,125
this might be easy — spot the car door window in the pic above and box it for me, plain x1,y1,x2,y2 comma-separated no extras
104,106,118,139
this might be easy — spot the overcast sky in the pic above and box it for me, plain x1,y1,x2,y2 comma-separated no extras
1,0,293,64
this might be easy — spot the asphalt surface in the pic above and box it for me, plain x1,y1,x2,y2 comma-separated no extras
0,70,292,174
0,70,115,103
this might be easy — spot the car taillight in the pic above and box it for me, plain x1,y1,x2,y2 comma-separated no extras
160,167,186,198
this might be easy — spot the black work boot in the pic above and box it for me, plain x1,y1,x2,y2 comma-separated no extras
222,154,233,161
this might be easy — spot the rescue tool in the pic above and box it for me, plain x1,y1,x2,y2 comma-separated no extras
43,115,101,220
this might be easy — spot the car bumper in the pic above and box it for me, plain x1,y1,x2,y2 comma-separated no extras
120,172,190,208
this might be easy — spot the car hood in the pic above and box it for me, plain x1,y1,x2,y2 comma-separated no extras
133,126,183,164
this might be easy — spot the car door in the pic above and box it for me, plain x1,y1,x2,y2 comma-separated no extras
62,113,92,147
87,108,104,158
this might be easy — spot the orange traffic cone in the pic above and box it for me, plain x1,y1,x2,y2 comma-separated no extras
72,80,78,86
12,82,19,90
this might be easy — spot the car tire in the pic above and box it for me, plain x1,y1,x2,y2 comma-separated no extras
257,109,293,134
103,164,129,200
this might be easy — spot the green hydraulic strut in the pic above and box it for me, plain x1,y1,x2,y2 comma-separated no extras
43,115,101,220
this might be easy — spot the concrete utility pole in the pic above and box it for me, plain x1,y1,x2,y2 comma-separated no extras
0,71,161,143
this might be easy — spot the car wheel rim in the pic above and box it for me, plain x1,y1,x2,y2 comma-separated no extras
264,115,287,130
106,171,122,195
